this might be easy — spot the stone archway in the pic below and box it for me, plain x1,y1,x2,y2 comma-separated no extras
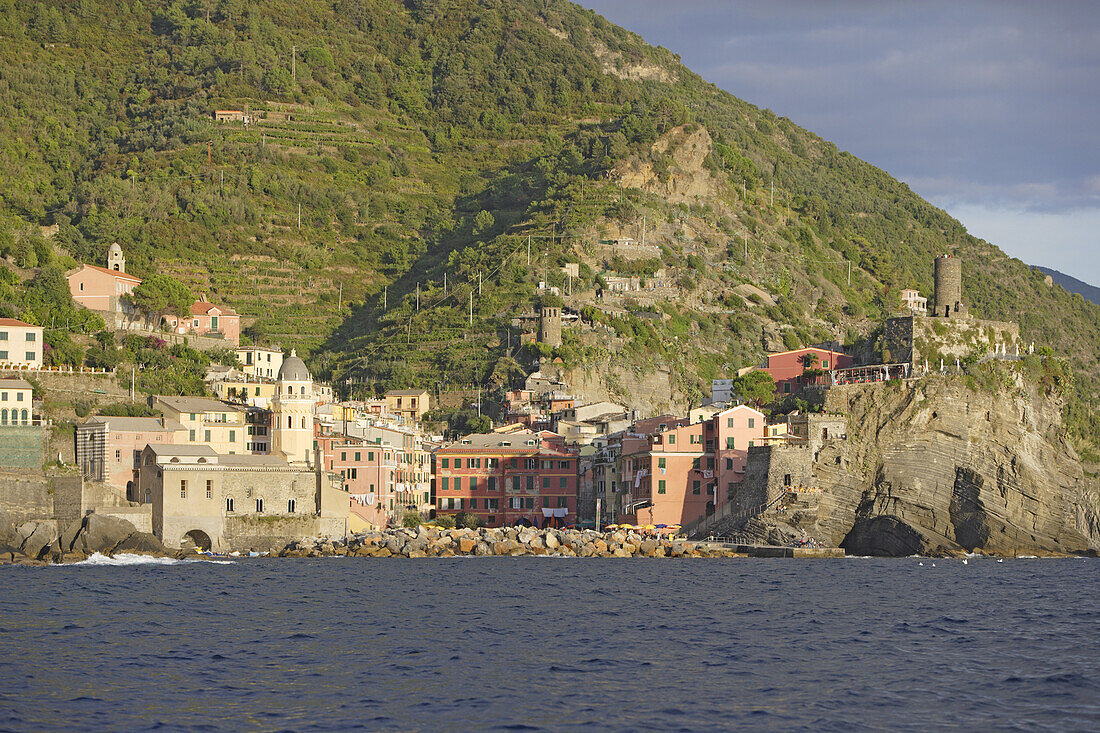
182,529,212,551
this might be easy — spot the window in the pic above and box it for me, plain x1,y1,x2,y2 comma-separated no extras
25,332,34,342
115,449,121,459
783,384,791,394
559,477,567,489
727,418,734,428
454,477,462,492
526,475,535,490
693,457,701,469
726,458,734,470
204,430,211,442
180,480,187,498
341,452,347,461
707,457,715,470
469,498,478,509
0,332,5,340
488,477,497,492
229,430,235,443
658,480,666,494
441,458,449,469
669,434,676,445
557,496,568,508
206,480,213,499
658,457,666,469
256,498,264,512
226,497,235,512
246,487,253,498
692,481,701,495
822,360,829,369
469,476,477,491
509,458,518,468
511,476,520,491
542,477,550,489
368,451,375,461
784,474,792,486
726,437,735,449
25,352,34,361
441,477,449,491
288,499,296,513
748,418,755,429
542,496,550,508
559,460,570,469
354,452,360,462
748,441,754,448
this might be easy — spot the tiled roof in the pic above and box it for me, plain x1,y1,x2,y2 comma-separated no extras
0,318,39,328
70,264,142,283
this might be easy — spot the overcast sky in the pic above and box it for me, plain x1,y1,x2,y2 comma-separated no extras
581,0,1100,285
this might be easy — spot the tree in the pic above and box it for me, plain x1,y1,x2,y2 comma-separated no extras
731,370,776,408
800,352,819,370
129,274,193,326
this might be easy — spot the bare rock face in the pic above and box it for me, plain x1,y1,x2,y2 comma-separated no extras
748,376,1099,556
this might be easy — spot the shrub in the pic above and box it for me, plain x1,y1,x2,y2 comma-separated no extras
454,511,481,530
433,514,456,529
401,511,421,529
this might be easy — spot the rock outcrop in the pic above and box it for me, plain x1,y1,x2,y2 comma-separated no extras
723,374,1100,556
0,512,171,564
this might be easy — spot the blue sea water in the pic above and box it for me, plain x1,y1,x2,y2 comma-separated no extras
0,556,1097,732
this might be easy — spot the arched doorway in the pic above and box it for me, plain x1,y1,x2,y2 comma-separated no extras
182,529,212,551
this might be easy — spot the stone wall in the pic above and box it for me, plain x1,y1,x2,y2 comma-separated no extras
882,315,1023,368
223,515,344,553
0,471,54,524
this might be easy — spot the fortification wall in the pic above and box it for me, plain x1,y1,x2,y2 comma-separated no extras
0,425,47,469
0,471,53,524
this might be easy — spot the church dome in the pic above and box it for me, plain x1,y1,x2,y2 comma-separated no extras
277,349,311,382
108,242,123,255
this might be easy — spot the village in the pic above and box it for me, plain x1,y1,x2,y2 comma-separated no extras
0,246,1031,555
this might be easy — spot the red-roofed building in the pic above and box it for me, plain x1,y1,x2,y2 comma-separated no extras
761,347,854,397
66,243,142,315
0,318,43,368
187,298,240,346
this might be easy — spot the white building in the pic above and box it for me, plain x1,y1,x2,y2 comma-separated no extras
0,319,43,369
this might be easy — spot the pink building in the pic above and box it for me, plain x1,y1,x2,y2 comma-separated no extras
619,406,765,527
187,298,241,346
761,347,853,396
75,416,188,499
67,265,142,314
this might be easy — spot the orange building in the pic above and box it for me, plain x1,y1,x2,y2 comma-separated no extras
67,242,142,315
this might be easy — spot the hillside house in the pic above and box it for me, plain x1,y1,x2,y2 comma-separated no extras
0,319,44,368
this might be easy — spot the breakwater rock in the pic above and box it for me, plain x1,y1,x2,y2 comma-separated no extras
0,513,172,565
280,526,740,558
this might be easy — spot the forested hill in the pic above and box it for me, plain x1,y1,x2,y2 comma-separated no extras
0,0,1098,450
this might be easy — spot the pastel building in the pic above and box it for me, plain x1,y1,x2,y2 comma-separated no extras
433,430,578,527
236,346,284,379
75,416,188,498
618,405,765,527
67,243,143,315
0,319,43,368
760,347,854,396
153,395,248,455
384,389,430,424
271,350,315,465
187,298,240,346
0,377,34,425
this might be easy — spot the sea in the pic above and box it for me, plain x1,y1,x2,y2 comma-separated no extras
0,555,1097,732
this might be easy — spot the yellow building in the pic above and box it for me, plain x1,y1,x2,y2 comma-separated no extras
0,319,44,369
0,377,34,424
153,395,248,454
271,350,315,465
235,346,284,380
385,389,430,424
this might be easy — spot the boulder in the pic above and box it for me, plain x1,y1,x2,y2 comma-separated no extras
639,539,658,556
474,542,493,556
77,514,139,555
517,527,536,545
544,532,560,550
458,538,477,554
20,521,58,560
111,532,166,555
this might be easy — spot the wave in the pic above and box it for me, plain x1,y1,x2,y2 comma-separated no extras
61,553,234,567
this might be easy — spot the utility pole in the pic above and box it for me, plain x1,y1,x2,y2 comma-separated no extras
468,291,473,325
744,234,748,262
207,141,212,164
383,285,387,310
640,216,646,248
338,281,343,312
297,203,301,229
291,44,296,82
770,179,774,207
478,270,482,295
262,133,265,149
527,235,531,266
848,260,851,286
219,170,223,194
416,282,420,311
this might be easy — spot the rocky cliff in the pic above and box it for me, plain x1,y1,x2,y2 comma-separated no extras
730,373,1100,556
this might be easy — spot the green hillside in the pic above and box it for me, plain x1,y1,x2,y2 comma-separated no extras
0,0,1097,451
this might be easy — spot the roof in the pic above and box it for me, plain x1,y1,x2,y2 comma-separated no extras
277,349,311,381
69,264,142,283
191,300,239,317
442,430,543,451
766,346,848,359
385,389,429,396
0,318,39,328
0,378,33,390
218,454,289,467
83,416,185,432
236,346,283,354
155,395,244,414
145,444,218,457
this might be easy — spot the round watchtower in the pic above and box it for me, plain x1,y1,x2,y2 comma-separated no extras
539,306,562,348
933,255,963,317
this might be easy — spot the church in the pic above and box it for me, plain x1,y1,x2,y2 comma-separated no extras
137,352,348,552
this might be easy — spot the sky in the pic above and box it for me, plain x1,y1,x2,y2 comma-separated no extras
580,0,1100,285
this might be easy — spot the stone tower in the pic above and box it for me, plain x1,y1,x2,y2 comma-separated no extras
539,305,562,348
933,254,967,318
271,349,315,465
107,242,125,273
